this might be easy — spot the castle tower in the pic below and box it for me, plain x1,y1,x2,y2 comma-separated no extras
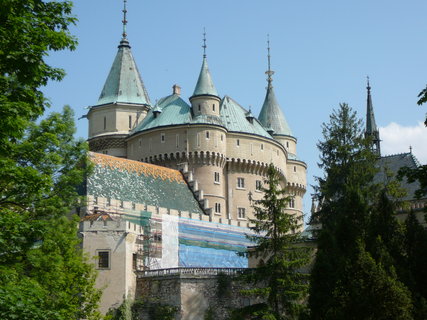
189,30,221,117
87,0,151,157
365,77,381,156
257,38,296,156
257,38,306,224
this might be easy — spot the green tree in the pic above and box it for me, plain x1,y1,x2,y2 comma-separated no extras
417,85,427,126
0,1,101,319
238,164,311,320
309,103,413,319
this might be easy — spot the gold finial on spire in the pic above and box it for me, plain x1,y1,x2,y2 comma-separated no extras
265,34,275,85
122,0,128,39
202,28,207,58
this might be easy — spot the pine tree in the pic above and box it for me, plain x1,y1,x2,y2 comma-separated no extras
238,164,311,320
309,103,413,319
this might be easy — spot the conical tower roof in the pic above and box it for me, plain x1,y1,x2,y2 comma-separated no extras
96,38,151,106
258,82,292,136
365,78,381,156
191,56,219,98
258,38,292,136
366,79,378,135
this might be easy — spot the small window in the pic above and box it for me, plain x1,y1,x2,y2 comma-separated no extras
197,133,200,147
261,143,264,150
238,208,246,219
294,166,297,172
161,133,165,143
103,116,106,130
237,177,245,189
132,253,138,270
139,139,142,147
289,198,295,209
132,202,136,210
214,172,220,183
286,141,289,148
129,115,132,129
221,135,224,142
176,134,179,148
256,180,262,191
206,131,210,139
97,250,110,269
198,104,201,111
120,200,124,208
106,198,111,206
215,203,221,213
236,139,240,146
94,196,98,205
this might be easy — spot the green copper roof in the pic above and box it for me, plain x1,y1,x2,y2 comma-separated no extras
87,152,203,213
96,39,151,106
191,57,219,98
258,82,292,136
133,93,272,140
220,96,272,139
133,94,193,132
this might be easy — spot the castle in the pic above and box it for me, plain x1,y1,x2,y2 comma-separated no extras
79,2,306,315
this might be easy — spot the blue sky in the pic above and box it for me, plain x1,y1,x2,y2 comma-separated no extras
43,0,427,218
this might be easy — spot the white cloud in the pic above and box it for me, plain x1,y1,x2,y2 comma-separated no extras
380,122,427,164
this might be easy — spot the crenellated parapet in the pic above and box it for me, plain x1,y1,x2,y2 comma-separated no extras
143,150,227,168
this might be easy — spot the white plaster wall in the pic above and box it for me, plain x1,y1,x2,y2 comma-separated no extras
161,215,179,268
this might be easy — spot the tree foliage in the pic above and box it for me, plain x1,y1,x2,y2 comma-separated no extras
239,164,311,320
309,103,414,319
0,1,101,319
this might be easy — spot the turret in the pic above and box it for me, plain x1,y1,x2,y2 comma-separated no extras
365,77,381,156
189,30,221,117
258,37,296,156
86,0,150,157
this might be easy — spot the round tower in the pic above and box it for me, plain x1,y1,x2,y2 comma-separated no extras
86,2,150,157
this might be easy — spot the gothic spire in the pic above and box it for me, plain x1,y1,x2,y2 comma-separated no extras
258,36,292,136
96,0,150,106
191,29,219,98
365,77,381,156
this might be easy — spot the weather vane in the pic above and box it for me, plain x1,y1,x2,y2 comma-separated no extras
122,0,128,39
202,28,207,58
266,34,274,83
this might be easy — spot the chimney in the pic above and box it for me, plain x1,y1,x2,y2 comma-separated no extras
173,84,181,96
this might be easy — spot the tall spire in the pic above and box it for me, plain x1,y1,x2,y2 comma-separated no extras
202,27,207,58
365,77,381,156
266,34,274,86
95,0,150,106
258,36,292,136
122,0,128,40
191,29,219,98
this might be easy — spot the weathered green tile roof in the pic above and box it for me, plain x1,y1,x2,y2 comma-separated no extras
96,39,151,106
375,153,425,201
258,83,292,136
133,94,272,141
220,96,273,139
133,94,194,132
87,152,203,213
191,56,219,98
